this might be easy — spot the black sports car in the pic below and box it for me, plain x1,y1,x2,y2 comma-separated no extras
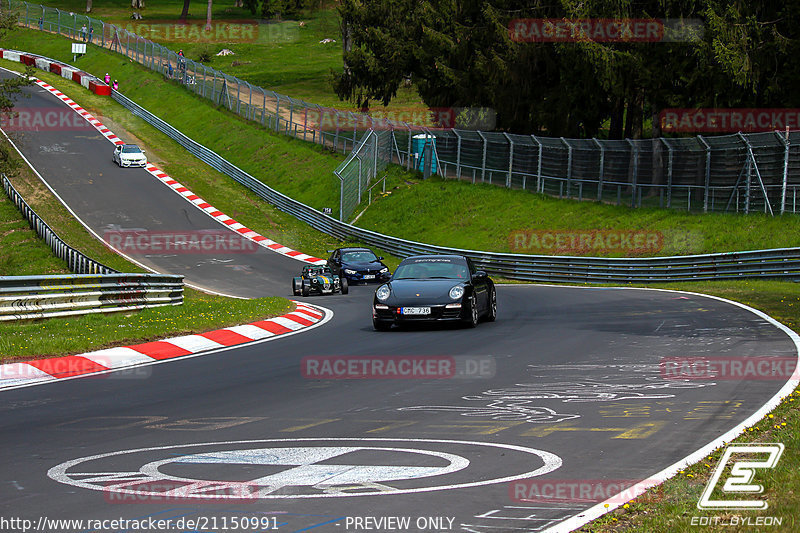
372,254,496,330
327,247,391,284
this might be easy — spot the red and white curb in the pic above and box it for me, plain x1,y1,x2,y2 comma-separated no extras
0,301,329,391
35,78,326,265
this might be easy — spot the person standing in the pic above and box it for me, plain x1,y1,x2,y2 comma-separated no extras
80,24,87,41
112,80,119,91
88,26,93,44
104,73,111,84
38,16,43,30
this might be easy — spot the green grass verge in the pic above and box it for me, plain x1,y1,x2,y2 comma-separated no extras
12,24,800,260
0,136,295,361
28,0,423,109
355,176,800,257
5,27,347,216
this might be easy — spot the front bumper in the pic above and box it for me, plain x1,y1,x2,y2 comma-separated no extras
121,159,147,168
373,303,463,323
344,271,391,283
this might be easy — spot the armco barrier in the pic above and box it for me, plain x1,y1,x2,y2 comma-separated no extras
0,273,184,321
108,92,800,284
5,49,800,283
2,176,184,320
3,175,117,275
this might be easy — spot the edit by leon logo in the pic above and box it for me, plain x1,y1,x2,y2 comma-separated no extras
697,443,784,510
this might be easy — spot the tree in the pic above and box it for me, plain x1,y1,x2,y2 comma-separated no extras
244,0,316,20
0,10,35,172
179,0,190,22
205,0,212,30
86,0,92,13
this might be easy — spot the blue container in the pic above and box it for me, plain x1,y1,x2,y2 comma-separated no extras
412,134,437,173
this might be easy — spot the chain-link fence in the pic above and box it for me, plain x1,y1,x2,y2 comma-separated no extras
334,129,394,220
10,0,800,218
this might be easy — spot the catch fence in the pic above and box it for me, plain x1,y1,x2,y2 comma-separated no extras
9,0,800,220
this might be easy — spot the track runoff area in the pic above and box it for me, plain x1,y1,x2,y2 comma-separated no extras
0,67,798,533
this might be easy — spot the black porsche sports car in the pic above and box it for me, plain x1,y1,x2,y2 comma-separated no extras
372,254,496,330
327,247,391,284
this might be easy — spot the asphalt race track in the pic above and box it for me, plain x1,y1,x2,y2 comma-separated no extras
1,72,798,533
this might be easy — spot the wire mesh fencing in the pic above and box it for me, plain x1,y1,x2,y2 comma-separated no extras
10,0,800,218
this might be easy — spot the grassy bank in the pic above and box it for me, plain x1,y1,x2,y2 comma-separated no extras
8,26,800,259
26,0,423,109
0,136,294,361
355,177,800,257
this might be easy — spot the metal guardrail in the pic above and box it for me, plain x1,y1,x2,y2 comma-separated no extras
10,0,800,217
3,174,116,274
109,91,800,284
0,273,184,321
2,175,184,320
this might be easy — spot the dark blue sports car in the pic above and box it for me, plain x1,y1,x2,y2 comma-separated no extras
327,247,391,284
372,254,496,330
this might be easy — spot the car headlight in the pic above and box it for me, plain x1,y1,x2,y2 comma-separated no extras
449,286,464,300
344,269,356,275
311,278,318,284
379,267,389,273
376,285,391,301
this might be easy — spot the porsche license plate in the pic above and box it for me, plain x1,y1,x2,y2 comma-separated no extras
401,307,431,315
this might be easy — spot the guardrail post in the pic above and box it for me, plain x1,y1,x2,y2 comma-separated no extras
662,138,674,208
334,111,341,152
274,94,281,132
405,124,413,171
778,129,790,215
373,130,379,182
504,132,514,188
532,135,542,192
626,139,638,208
593,138,604,201
561,137,572,198
357,156,362,205
697,135,711,212
477,131,487,183
453,129,462,180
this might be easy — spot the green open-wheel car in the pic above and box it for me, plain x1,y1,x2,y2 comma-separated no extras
292,265,348,296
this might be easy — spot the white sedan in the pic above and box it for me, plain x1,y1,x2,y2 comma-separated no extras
113,144,147,167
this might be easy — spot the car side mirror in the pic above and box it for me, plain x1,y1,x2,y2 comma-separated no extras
474,271,487,279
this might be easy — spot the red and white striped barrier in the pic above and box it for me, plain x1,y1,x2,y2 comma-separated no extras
0,302,328,390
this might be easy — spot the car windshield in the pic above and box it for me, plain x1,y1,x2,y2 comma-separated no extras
309,268,332,276
121,145,142,154
341,251,377,262
393,259,469,280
